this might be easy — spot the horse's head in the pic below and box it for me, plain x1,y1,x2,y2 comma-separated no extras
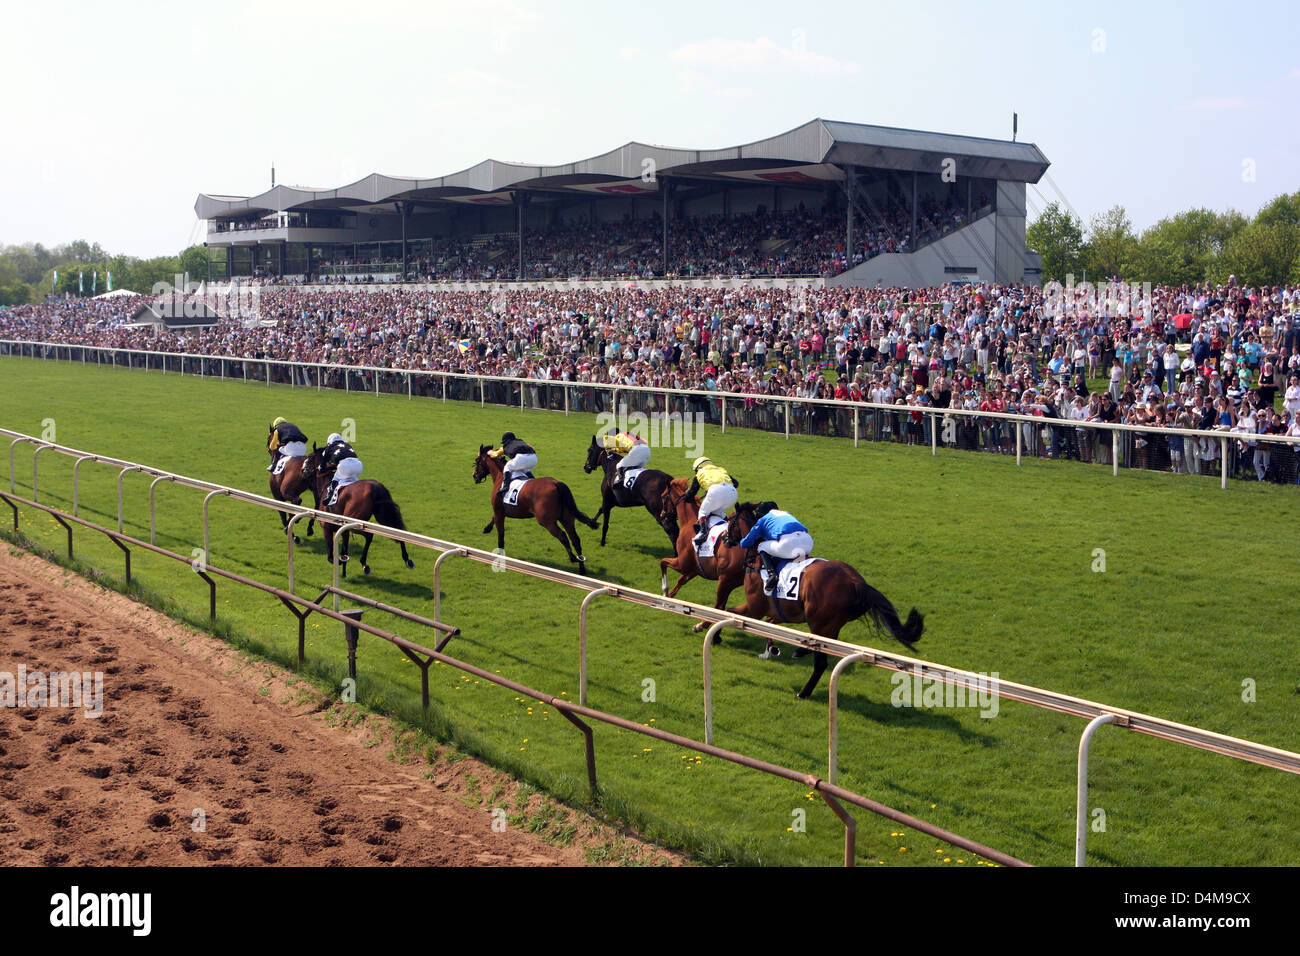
658,477,693,538
301,444,323,482
583,435,602,474
725,501,758,547
474,444,502,484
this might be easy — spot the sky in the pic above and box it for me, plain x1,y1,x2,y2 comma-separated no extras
1,0,1296,257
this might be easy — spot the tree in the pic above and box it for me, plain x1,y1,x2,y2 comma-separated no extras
1211,221,1300,286
1255,191,1300,229
1026,202,1085,283
1082,205,1138,281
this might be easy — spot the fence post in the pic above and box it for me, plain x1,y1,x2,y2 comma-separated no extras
828,652,873,785
579,587,615,706
931,411,938,456
1076,714,1118,867
1112,429,1119,477
853,408,859,448
1221,437,1228,490
1016,418,1022,466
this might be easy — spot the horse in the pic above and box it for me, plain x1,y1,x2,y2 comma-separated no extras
269,453,318,542
304,447,415,577
723,502,924,700
474,445,598,574
658,477,747,632
582,436,676,546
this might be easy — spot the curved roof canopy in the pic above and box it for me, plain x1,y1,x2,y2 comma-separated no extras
196,118,1049,220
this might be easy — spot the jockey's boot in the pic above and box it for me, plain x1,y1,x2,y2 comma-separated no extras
267,451,277,473
326,480,338,508
692,521,706,549
759,551,778,595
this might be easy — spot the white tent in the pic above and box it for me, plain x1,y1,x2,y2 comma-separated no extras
93,288,142,299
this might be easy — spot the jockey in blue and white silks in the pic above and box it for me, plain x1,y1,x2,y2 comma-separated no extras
737,501,814,594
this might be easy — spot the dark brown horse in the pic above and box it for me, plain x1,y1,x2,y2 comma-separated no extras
269,454,318,542
723,502,924,700
582,436,676,546
658,477,747,633
474,445,598,574
304,448,414,577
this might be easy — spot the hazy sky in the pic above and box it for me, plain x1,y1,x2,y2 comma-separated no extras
2,0,1296,257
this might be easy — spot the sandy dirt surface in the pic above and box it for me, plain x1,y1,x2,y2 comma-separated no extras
0,545,675,867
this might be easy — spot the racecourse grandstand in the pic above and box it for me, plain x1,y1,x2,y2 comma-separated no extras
196,119,1050,289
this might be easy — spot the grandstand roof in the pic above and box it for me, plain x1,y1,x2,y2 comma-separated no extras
195,118,1050,220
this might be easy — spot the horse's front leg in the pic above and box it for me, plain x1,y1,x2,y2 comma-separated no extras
599,487,613,546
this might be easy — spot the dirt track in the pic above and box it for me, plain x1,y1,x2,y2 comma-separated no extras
0,545,672,866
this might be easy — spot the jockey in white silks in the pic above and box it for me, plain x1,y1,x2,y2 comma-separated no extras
490,432,538,504
321,432,363,507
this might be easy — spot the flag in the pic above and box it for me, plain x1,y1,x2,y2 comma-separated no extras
79,272,84,294
457,339,472,354
107,271,113,292
52,270,58,290
92,271,97,293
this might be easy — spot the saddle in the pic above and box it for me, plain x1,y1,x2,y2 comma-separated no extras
765,557,822,601
619,467,645,491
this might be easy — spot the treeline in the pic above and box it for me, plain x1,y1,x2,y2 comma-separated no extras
1027,191,1300,287
0,240,211,306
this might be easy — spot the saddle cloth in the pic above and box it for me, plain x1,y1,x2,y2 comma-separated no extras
694,516,728,559
271,441,306,476
766,557,823,601
326,474,360,507
619,467,645,490
503,475,532,507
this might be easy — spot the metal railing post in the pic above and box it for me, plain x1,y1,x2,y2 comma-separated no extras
73,455,96,516
433,548,466,624
285,511,312,593
853,407,859,448
578,587,615,706
702,619,739,746
1112,429,1119,477
1076,713,1118,867
116,466,143,533
202,488,231,563
148,474,176,545
931,411,938,456
32,443,52,503
828,652,874,785
1016,420,1023,466
1221,437,1228,489
9,437,32,492
332,521,365,611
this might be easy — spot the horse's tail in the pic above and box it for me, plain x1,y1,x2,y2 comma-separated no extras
370,483,406,531
559,481,599,529
851,573,924,650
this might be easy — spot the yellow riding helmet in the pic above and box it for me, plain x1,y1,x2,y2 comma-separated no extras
272,416,287,426
692,457,711,471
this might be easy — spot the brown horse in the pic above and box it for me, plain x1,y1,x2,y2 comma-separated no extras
723,502,924,700
304,448,414,577
474,445,598,574
269,454,318,542
658,477,747,632
582,436,676,547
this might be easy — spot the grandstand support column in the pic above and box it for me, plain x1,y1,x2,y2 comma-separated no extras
845,166,856,259
399,201,412,278
662,178,668,275
911,172,918,248
514,191,531,280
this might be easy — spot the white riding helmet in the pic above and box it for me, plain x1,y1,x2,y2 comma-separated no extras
693,456,711,471
327,432,344,445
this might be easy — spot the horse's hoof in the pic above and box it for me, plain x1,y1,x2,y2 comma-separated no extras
791,648,810,660
712,634,722,646
292,536,301,545
759,647,781,659
796,691,810,701
362,565,371,575
575,555,586,564
405,559,415,570
691,621,707,634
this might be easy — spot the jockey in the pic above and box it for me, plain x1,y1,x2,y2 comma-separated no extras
321,432,362,507
686,456,739,548
267,417,308,472
736,501,814,595
490,432,538,504
603,427,651,482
